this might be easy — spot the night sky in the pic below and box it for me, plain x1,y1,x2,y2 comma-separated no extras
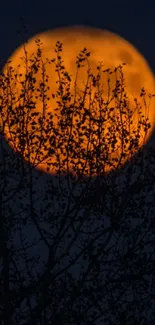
1,1,155,324
0,0,155,76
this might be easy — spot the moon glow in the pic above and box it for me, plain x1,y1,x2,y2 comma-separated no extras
2,26,155,176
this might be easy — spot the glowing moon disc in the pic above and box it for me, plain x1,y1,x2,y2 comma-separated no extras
2,26,155,176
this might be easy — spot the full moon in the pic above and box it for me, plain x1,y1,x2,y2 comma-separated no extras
1,26,155,176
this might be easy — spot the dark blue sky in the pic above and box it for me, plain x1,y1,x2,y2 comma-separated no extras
0,0,155,75
1,2,155,322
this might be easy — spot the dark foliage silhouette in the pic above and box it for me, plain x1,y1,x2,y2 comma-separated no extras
0,32,155,325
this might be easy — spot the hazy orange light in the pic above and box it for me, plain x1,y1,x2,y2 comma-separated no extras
2,26,155,176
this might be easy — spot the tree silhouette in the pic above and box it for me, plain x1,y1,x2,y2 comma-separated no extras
0,33,155,325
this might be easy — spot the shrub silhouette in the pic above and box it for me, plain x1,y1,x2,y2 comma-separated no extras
0,34,155,325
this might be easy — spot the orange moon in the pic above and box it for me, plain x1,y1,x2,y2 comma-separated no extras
2,25,155,176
